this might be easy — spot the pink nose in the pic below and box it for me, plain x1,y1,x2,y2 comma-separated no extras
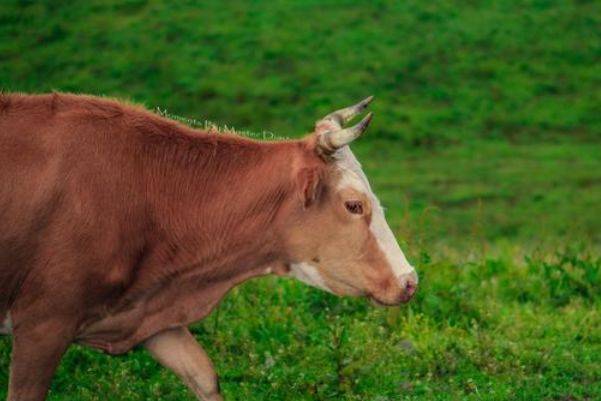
398,271,418,303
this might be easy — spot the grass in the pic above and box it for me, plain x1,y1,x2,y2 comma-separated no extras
0,0,599,400
1,0,599,145
1,252,598,401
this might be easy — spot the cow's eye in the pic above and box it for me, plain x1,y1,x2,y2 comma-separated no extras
344,200,364,215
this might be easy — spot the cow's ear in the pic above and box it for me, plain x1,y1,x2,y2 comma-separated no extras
297,167,322,208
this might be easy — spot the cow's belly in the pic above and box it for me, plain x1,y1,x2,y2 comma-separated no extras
0,312,12,335
77,280,230,354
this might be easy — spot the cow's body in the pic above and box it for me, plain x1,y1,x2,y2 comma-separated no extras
0,93,417,401
0,94,300,352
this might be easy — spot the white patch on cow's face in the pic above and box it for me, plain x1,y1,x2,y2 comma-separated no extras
289,262,333,293
335,147,416,281
0,313,12,335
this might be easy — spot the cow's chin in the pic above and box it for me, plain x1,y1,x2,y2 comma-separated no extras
368,293,412,307
368,296,398,307
326,280,365,298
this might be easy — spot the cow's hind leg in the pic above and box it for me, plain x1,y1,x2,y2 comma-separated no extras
144,327,222,401
8,319,75,401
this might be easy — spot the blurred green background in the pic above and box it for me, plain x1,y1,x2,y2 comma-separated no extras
0,1,599,400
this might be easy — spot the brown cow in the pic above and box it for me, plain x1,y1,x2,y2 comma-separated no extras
0,93,418,401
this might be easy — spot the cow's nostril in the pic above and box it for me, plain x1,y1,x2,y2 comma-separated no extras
405,280,416,296
398,271,418,302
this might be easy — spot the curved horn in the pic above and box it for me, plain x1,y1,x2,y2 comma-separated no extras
318,95,374,127
317,112,373,153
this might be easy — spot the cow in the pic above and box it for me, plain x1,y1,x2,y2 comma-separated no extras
0,93,418,401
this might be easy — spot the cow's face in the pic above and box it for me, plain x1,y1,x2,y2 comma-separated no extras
282,98,418,306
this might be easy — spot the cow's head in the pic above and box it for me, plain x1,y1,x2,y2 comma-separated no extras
281,97,418,306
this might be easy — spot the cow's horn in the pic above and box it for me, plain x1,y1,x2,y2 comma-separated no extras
319,95,374,126
317,112,373,153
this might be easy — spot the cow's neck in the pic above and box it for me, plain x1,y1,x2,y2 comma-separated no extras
137,135,300,297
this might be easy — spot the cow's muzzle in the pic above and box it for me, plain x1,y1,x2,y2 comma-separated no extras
369,271,418,306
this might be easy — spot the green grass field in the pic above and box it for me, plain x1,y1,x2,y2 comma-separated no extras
0,1,599,400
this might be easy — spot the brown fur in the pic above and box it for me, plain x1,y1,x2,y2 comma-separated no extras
0,93,414,400
0,93,315,351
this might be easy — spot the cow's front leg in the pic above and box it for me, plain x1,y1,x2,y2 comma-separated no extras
8,318,75,401
144,327,222,401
